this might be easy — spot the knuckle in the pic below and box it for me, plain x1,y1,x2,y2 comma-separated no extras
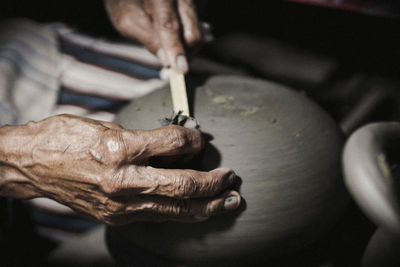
204,200,224,216
99,213,117,225
93,170,126,197
212,168,235,188
174,174,197,197
97,130,127,163
97,199,124,225
196,172,218,195
185,29,201,46
115,16,134,35
156,199,190,216
100,178,119,195
167,126,189,150
106,200,124,214
139,202,157,212
97,212,115,226
159,15,179,32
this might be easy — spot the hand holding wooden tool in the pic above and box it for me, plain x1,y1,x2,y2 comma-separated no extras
169,68,190,116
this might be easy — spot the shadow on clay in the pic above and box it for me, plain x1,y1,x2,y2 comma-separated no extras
148,132,246,233
107,75,248,266
130,131,246,233
186,73,209,116
108,75,246,265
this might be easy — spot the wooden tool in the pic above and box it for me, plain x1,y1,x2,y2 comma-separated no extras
169,68,190,116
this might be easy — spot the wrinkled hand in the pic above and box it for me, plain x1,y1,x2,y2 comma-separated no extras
105,0,202,73
0,114,240,225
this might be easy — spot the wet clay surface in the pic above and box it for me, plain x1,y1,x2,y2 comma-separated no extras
109,75,348,266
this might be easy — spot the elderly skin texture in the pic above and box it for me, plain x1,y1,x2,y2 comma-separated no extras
0,114,240,225
105,0,201,72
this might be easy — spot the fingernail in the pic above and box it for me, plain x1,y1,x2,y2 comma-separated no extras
159,67,170,81
176,55,189,74
184,29,193,41
212,168,237,183
228,171,237,183
224,193,240,211
157,49,168,66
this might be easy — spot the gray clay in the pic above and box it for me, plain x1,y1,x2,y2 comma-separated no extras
343,122,400,267
343,122,400,235
362,228,400,267
107,75,347,266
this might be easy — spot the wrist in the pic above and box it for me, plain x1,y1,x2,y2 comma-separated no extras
0,123,34,160
0,124,39,199
0,124,19,161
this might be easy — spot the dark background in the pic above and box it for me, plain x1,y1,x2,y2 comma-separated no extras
1,0,399,77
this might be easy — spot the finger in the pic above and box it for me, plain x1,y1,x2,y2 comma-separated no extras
114,166,237,199
101,190,241,225
105,0,160,53
177,0,201,47
151,0,188,73
147,190,241,221
122,125,203,161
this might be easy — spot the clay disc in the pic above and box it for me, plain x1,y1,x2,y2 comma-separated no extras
107,75,347,266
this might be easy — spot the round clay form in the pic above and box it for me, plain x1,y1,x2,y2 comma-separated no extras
107,75,347,266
